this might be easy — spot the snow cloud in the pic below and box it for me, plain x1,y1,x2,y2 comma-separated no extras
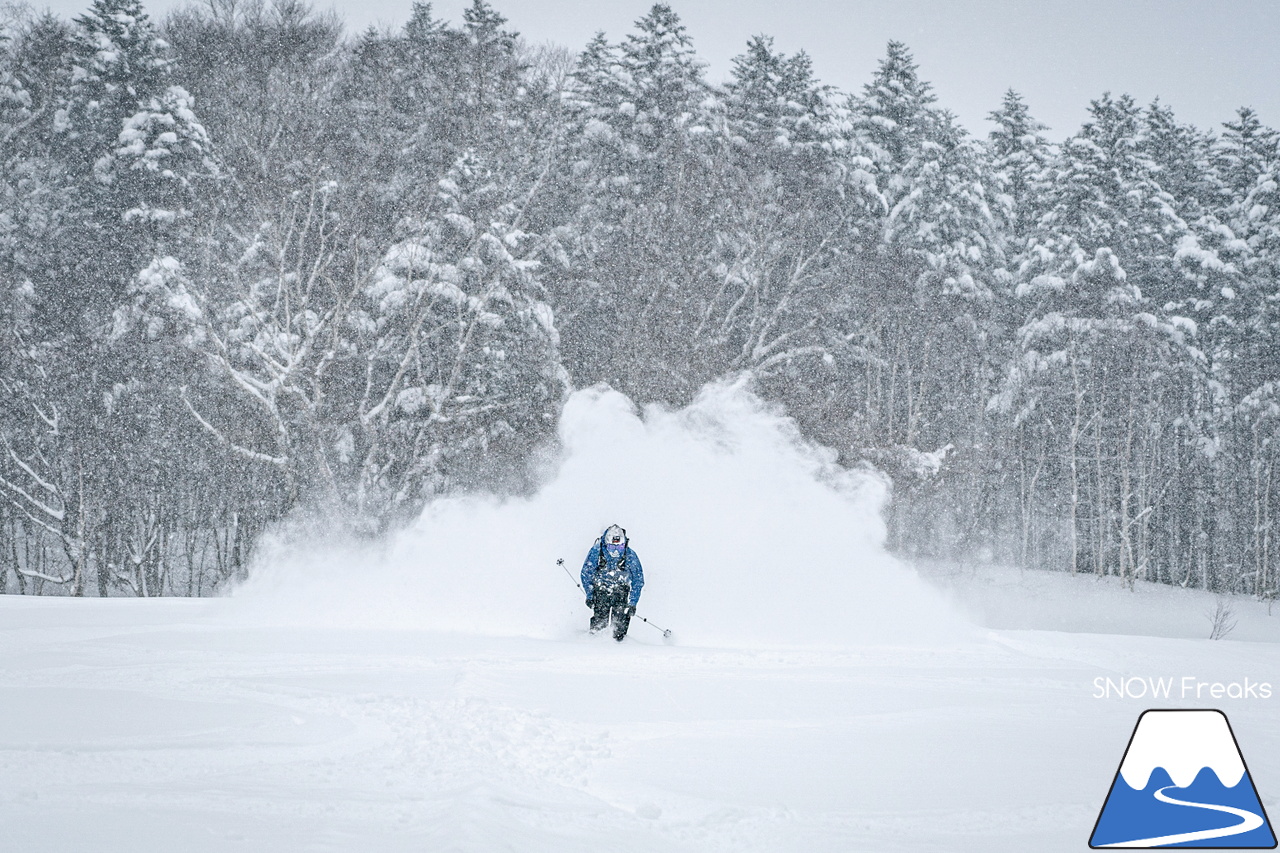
233,377,965,647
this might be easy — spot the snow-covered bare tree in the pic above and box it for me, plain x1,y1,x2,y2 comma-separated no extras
352,155,566,522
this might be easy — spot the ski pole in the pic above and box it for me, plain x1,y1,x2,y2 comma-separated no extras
635,614,673,640
555,558,583,590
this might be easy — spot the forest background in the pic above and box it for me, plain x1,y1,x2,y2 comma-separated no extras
2,0,1278,601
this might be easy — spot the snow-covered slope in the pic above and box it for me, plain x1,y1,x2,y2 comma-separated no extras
1,596,1276,853
926,561,1280,643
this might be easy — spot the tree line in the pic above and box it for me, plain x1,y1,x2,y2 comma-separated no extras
1,0,1277,599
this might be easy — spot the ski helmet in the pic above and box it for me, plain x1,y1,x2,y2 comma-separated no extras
604,524,626,548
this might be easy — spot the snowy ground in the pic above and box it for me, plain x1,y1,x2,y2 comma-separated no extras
926,560,1280,643
3,385,1277,851
1,578,1277,853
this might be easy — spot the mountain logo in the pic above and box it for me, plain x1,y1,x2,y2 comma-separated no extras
1090,709,1276,848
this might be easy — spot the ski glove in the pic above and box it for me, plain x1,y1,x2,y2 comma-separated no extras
585,598,593,609
624,605,636,617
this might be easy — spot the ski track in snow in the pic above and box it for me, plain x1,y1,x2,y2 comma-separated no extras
0,596,1277,852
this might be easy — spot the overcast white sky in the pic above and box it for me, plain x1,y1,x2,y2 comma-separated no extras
35,0,1280,140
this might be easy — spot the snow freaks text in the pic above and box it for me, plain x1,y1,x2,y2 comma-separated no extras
1092,677,1273,700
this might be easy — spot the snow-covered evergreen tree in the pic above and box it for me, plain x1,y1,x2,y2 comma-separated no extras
555,5,722,400
384,0,527,154
566,3,711,199
854,40,938,173
724,35,826,159
850,42,1000,299
986,89,1053,250
999,95,1217,583
709,33,871,382
1215,107,1278,199
1025,93,1193,307
34,0,216,336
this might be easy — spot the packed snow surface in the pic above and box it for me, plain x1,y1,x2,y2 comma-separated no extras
2,382,1278,851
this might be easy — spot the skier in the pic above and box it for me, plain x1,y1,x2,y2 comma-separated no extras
581,525,644,641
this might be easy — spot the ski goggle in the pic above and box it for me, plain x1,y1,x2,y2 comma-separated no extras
607,541,624,550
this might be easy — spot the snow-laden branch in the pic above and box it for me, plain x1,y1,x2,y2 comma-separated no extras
180,386,288,468
14,565,74,585
0,492,66,540
0,437,66,522
752,344,828,375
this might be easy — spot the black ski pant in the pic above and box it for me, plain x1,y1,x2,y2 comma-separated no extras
589,583,632,640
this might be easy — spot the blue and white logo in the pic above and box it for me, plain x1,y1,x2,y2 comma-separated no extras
1090,709,1276,848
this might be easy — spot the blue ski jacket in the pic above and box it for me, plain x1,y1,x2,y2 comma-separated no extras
581,540,644,607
